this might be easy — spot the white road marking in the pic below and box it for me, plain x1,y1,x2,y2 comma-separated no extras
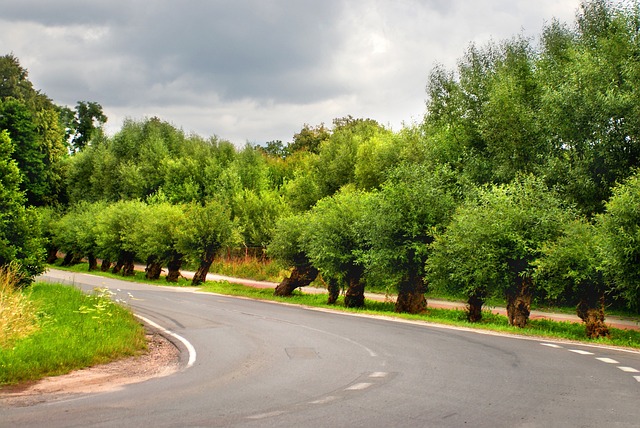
569,349,594,355
634,376,640,383
618,367,640,373
247,411,286,419
369,371,388,378
596,357,620,364
540,343,563,349
136,315,197,368
309,396,339,404
346,382,373,391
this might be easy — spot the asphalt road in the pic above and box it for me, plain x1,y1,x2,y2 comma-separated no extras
3,269,640,427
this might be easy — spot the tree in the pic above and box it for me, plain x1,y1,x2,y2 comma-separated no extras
364,164,461,313
533,218,609,338
177,201,240,286
68,101,107,153
426,175,571,326
287,123,330,154
0,130,44,282
268,212,319,297
302,187,370,307
598,172,640,311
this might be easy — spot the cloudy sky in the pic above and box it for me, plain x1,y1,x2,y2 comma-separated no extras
2,0,585,146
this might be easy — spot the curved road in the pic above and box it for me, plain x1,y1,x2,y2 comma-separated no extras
3,269,640,427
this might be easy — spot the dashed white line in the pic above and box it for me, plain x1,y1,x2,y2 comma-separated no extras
309,396,339,404
247,411,286,419
634,376,640,383
596,357,620,364
618,367,640,373
369,372,388,378
569,349,594,355
540,343,563,349
346,382,373,391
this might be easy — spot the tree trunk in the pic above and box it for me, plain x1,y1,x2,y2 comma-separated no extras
577,290,609,339
395,274,427,314
46,247,59,264
166,252,183,283
274,264,318,297
111,259,123,275
145,256,162,280
192,255,214,286
87,254,98,271
344,271,365,308
506,276,532,328
101,259,111,272
61,252,74,266
327,276,340,305
467,292,485,323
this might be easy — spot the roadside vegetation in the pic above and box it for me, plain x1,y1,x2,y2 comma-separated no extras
0,270,146,385
3,0,640,383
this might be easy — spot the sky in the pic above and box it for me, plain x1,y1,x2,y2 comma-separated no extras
1,0,585,147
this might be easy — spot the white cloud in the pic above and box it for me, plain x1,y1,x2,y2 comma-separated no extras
1,0,585,146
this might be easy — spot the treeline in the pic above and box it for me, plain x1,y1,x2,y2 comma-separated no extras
2,0,640,338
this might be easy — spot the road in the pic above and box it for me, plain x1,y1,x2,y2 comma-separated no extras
3,269,640,427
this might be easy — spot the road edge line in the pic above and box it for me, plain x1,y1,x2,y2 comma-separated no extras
135,315,197,369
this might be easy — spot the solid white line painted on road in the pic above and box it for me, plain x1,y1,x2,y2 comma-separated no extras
596,357,619,364
136,315,197,368
540,343,563,349
618,367,640,373
369,372,388,378
346,382,373,391
569,349,594,355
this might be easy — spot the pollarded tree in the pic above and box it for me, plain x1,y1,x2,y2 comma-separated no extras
364,164,462,314
93,200,148,276
53,202,106,270
268,212,319,297
177,200,240,286
302,186,370,308
426,175,571,326
598,172,640,312
533,218,609,338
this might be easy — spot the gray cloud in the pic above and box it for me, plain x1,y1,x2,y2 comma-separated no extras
0,0,584,145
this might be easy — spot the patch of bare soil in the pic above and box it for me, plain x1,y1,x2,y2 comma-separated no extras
0,332,181,407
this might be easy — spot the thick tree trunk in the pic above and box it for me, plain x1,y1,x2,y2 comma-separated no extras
46,247,59,264
61,252,74,266
506,276,532,328
101,259,111,272
327,277,340,305
344,271,365,308
274,264,318,297
111,259,123,275
166,253,183,283
192,256,214,286
395,274,427,314
577,290,609,339
87,254,98,271
467,292,485,323
145,256,162,280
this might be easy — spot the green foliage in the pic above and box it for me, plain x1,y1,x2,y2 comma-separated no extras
533,218,604,303
0,130,44,280
266,212,311,267
93,200,147,263
598,172,640,310
426,175,572,302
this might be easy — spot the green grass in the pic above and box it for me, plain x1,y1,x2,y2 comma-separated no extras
0,282,147,386
49,262,640,350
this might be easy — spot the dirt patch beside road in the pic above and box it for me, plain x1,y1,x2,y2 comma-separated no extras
0,332,180,407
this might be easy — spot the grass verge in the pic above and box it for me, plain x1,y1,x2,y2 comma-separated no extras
0,282,146,386
48,263,640,350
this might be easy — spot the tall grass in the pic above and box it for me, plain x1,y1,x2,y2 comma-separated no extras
0,264,39,349
0,282,146,385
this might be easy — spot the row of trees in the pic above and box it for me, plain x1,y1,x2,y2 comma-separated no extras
3,1,640,339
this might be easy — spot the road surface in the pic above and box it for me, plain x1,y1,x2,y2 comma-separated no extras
3,269,640,427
